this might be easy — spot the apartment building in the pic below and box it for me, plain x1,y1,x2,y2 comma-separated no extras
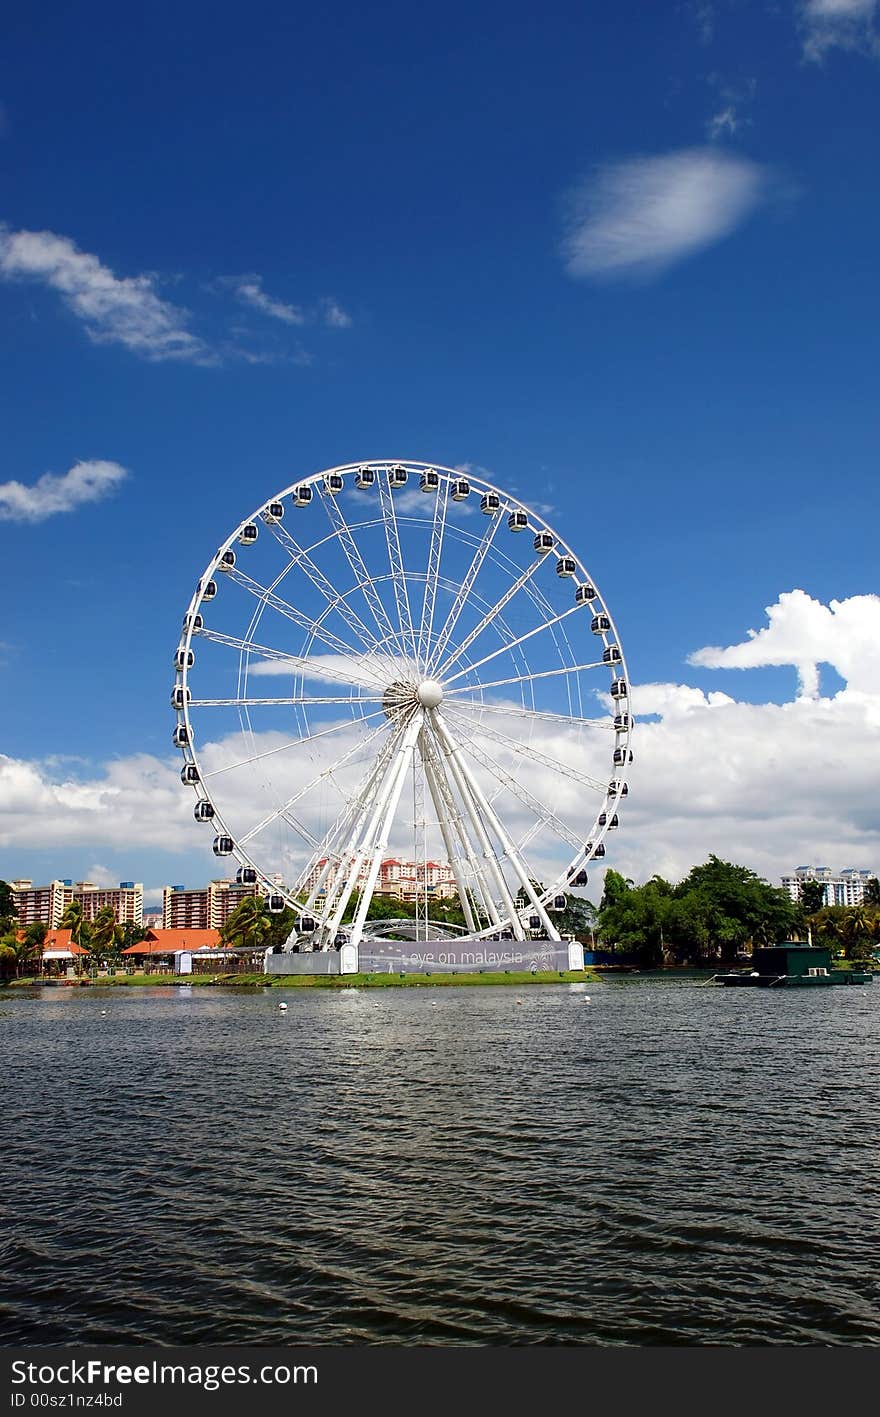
10,879,73,929
781,865,876,908
162,878,259,930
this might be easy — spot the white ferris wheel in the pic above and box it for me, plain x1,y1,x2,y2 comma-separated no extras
172,461,633,954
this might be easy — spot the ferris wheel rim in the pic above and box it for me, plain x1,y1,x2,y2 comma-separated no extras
173,459,633,936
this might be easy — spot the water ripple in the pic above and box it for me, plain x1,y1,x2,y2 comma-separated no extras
1,980,879,1345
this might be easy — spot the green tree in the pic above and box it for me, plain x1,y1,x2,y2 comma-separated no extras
59,900,90,949
0,928,41,979
864,877,880,906
221,895,270,950
119,920,149,952
800,879,827,916
0,879,16,927
89,905,120,957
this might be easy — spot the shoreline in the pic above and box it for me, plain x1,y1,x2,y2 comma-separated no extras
3,969,599,990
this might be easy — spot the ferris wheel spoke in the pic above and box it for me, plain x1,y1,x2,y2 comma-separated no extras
315,484,401,652
442,603,584,688
433,557,545,680
445,700,615,732
426,508,503,674
443,659,606,696
198,626,388,691
238,719,392,849
262,517,392,661
200,707,389,779
443,700,608,792
417,478,449,667
443,726,584,852
226,567,377,667
377,469,418,665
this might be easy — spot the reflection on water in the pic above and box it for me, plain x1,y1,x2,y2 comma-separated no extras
1,980,878,1345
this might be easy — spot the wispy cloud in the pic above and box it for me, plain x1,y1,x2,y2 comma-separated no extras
320,297,352,328
0,225,209,362
219,276,352,330
561,147,767,280
0,459,128,522
226,273,306,325
799,0,879,60
706,106,740,139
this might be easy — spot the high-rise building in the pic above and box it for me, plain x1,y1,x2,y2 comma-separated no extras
73,881,143,925
10,878,143,928
782,866,876,908
10,879,73,929
162,879,259,930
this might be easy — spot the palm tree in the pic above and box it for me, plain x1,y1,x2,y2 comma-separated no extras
89,905,120,957
221,895,270,951
842,906,874,962
59,900,88,949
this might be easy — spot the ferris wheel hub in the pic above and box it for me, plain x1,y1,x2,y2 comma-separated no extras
416,678,444,709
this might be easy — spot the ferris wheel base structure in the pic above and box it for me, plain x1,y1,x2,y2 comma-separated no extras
263,937,585,976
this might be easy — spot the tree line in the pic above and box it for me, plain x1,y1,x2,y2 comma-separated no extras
595,857,880,967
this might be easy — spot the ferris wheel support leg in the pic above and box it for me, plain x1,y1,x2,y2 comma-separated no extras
422,720,502,929
422,742,478,935
430,713,527,941
316,730,412,948
304,733,400,917
306,732,405,944
348,712,424,951
433,711,561,942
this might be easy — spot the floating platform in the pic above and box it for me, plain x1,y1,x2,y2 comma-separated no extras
713,970,872,987
712,941,873,987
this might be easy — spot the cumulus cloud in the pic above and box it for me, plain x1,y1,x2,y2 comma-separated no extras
688,588,880,698
0,753,194,852
4,590,878,901
0,225,208,361
561,147,766,280
799,0,879,60
0,459,128,522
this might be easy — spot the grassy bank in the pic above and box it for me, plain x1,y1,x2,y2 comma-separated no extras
6,969,598,990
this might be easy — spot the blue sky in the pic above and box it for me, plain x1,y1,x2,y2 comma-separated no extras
1,0,879,901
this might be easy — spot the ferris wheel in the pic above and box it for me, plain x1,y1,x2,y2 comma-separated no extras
172,461,633,953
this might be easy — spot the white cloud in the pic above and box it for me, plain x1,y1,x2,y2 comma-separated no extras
800,0,879,60
222,279,352,330
320,297,352,329
0,459,128,522
0,753,194,852
5,591,878,902
228,274,306,325
0,225,208,361
688,588,880,698
561,147,766,280
706,105,740,139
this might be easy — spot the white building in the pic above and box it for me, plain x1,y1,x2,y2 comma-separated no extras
781,866,876,908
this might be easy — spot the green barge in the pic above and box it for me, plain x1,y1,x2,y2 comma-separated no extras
714,942,873,988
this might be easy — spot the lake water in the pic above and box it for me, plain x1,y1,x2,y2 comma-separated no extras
1,979,878,1346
